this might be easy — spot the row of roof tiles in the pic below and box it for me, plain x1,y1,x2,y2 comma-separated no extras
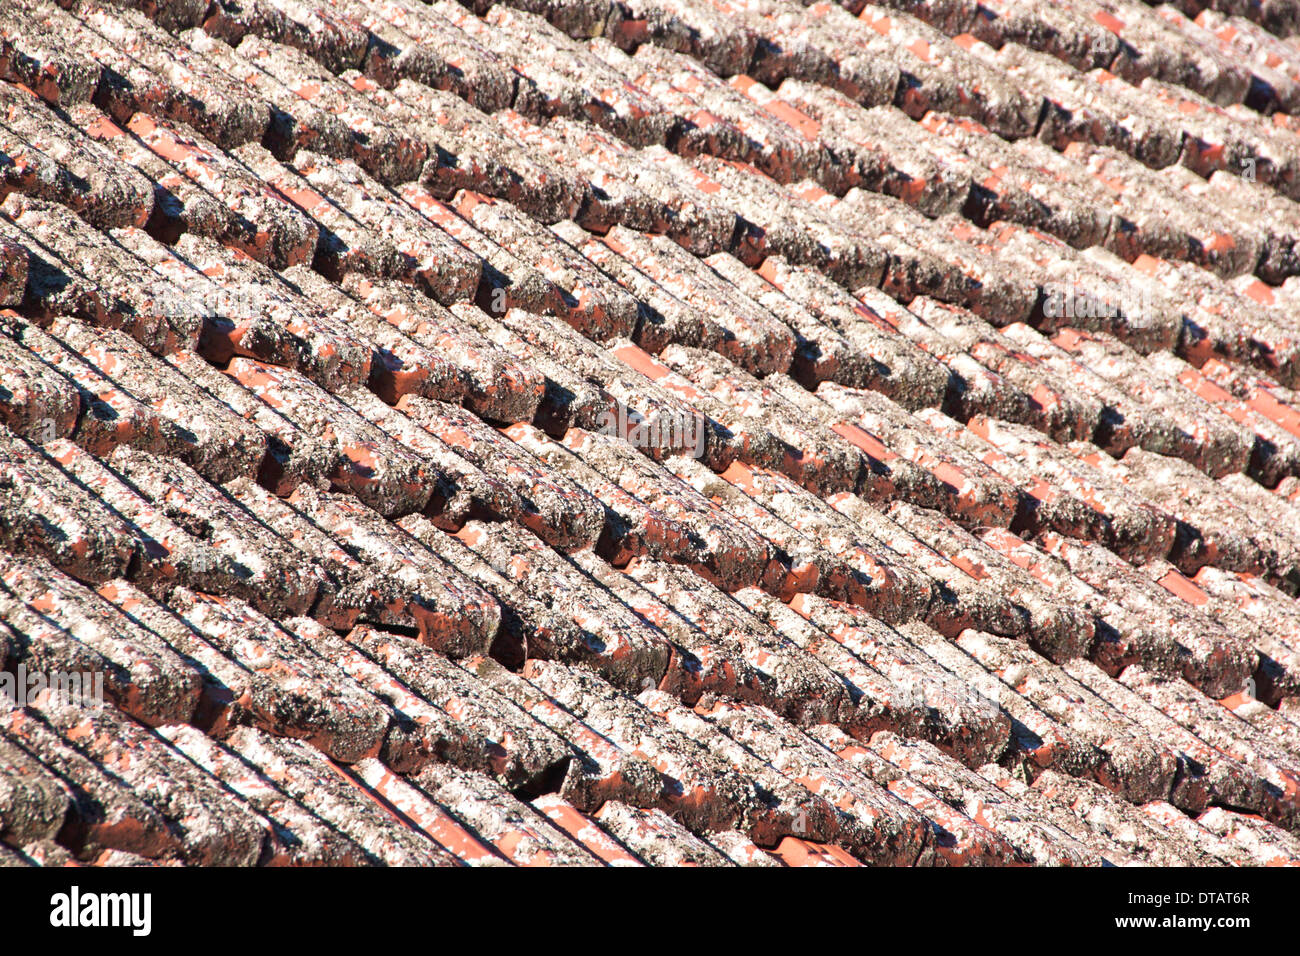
2,0,1300,866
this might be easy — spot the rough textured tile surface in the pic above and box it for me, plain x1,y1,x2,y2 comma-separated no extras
0,0,1298,869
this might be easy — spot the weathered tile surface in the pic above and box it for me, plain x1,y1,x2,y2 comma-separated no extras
0,0,1298,869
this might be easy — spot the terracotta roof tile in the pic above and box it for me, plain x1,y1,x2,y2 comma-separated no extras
38,697,271,864
124,443,330,599
889,501,1097,662
178,235,374,389
0,3,102,107
166,589,395,760
579,554,776,704
291,485,502,652
760,258,953,408
48,435,254,596
603,227,797,372
655,644,891,828
1195,804,1300,865
351,756,507,865
344,281,544,422
203,0,371,75
899,622,1108,783
610,0,759,76
360,0,530,114
570,135,750,255
0,229,27,308
161,722,368,865
466,654,667,811
392,98,589,224
855,3,1045,136
524,657,763,831
221,726,460,865
235,35,426,184
1142,799,1254,865
1039,529,1262,699
5,195,202,353
1117,446,1300,587
1193,565,1300,698
971,0,1122,70
1093,0,1253,105
660,348,865,494
1197,7,1300,110
1066,659,1270,815
920,110,1113,247
476,3,682,147
62,1,270,149
1,698,186,862
833,191,1038,322
466,200,641,339
957,631,1180,801
409,761,602,865
457,520,670,690
505,421,689,565
985,41,1183,166
291,154,480,300
595,800,731,864
231,145,404,280
570,432,779,590
0,727,70,848
720,464,940,620
596,43,754,161
0,84,154,231
488,0,616,39
0,323,83,446
626,556,853,723
969,417,1179,562
776,82,973,216
668,453,841,597
494,111,661,234
916,407,1104,540
814,382,1021,526
412,399,605,549
220,478,358,623
6,317,172,460
75,108,248,246
817,724,1025,865
1223,676,1300,750
464,313,608,438
122,114,319,268
3,0,1300,868
346,624,575,783
700,696,935,863
790,595,1011,763
0,556,202,728
1120,666,1300,829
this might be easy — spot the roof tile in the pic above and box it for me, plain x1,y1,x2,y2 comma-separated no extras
0,4,102,107
286,485,501,654
340,623,575,787
351,756,506,865
236,35,426,184
609,0,758,76
203,0,371,75
0,83,154,231
161,722,369,865
5,195,202,353
0,699,184,862
221,725,459,865
0,555,202,727
1,0,1297,869
700,695,934,864
31,697,270,864
362,0,530,114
